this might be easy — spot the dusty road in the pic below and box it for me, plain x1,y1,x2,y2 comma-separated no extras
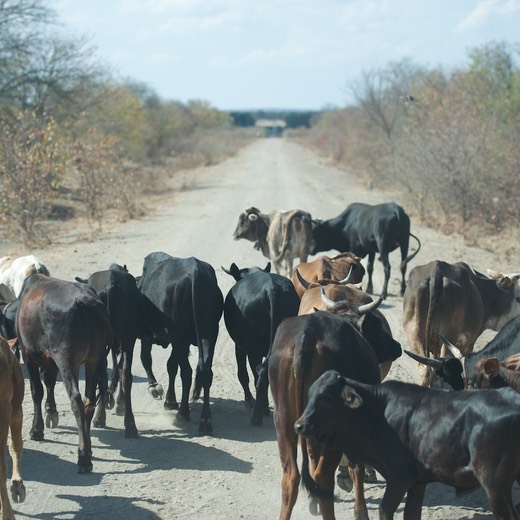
4,138,519,519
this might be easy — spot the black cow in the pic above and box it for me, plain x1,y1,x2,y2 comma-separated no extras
296,370,520,520
268,303,401,519
137,252,223,435
311,202,421,299
222,261,300,425
75,263,159,438
13,274,111,473
408,315,520,391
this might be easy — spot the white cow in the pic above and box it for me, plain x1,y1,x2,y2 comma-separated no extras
0,255,50,300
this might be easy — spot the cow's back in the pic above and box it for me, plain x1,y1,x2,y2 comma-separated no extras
140,253,223,343
225,270,299,354
403,261,486,387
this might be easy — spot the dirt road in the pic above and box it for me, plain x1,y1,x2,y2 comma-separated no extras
5,138,519,519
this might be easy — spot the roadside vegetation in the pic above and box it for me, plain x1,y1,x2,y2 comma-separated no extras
293,41,520,253
0,0,253,246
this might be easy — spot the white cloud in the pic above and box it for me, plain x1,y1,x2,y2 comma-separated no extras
456,0,520,31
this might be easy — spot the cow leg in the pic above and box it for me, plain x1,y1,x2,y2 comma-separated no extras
194,338,215,436
164,348,181,411
26,360,45,441
9,360,25,507
140,340,164,400
273,413,300,520
482,473,519,520
366,252,375,295
235,345,255,407
379,480,409,520
402,483,426,520
61,371,92,474
380,252,391,300
0,416,15,520
349,463,370,520
120,343,139,438
43,363,59,429
93,356,108,428
312,450,343,520
251,355,269,426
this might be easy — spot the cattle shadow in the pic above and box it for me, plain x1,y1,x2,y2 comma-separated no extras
92,427,253,475
16,448,103,487
18,494,163,520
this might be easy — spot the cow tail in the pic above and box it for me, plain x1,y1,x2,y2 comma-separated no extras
403,232,421,266
272,214,294,263
300,441,334,500
192,272,207,402
426,266,442,359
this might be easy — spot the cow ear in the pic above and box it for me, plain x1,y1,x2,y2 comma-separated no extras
340,387,362,409
483,358,500,379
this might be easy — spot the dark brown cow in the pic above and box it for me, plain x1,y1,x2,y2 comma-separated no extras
290,252,365,298
0,337,25,519
15,274,111,473
296,371,520,520
268,300,401,519
403,260,520,386
233,206,313,276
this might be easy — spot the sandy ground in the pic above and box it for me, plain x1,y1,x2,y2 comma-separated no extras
2,138,520,519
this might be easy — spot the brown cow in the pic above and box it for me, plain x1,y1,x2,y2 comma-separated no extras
233,206,313,276
269,300,401,519
403,260,520,386
290,252,365,298
298,282,401,491
14,274,111,473
0,337,25,520
469,354,520,392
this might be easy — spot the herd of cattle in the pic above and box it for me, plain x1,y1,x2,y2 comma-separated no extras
1,201,520,519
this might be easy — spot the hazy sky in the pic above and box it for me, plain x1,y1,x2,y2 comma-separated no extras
54,0,520,111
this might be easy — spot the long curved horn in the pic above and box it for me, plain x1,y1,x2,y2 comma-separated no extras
404,349,443,369
357,297,382,316
295,268,311,290
338,266,353,285
320,287,336,310
440,335,464,360
319,287,352,313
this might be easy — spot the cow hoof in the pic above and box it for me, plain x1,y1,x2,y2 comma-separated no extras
30,429,44,441
148,383,164,400
11,480,26,503
45,410,59,429
244,398,255,410
77,463,93,474
308,495,320,516
115,403,125,416
164,400,179,411
105,393,115,410
92,419,106,428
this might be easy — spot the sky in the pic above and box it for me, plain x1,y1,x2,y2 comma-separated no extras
53,0,520,111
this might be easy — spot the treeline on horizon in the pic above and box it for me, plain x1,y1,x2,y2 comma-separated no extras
1,1,518,252
296,40,520,250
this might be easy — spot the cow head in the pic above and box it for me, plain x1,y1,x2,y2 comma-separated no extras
294,370,364,444
404,349,464,390
466,358,505,389
233,207,266,242
222,262,271,281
